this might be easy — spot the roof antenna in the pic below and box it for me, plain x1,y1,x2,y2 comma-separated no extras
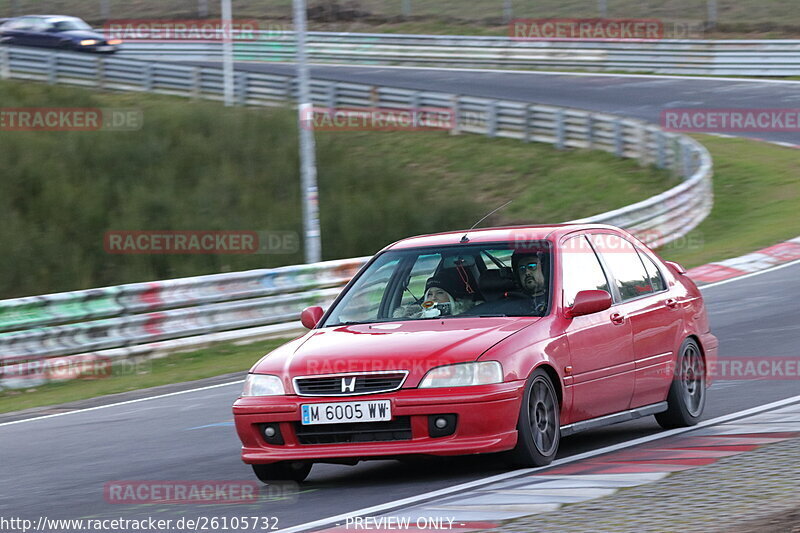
460,200,512,243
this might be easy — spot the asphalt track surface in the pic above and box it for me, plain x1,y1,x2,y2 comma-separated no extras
2,261,799,530
187,62,800,146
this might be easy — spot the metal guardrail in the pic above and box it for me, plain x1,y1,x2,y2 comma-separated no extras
0,45,712,379
111,32,800,76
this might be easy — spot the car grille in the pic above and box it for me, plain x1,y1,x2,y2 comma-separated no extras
294,417,412,445
293,372,407,397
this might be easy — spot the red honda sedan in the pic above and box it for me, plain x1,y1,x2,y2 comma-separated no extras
233,224,717,482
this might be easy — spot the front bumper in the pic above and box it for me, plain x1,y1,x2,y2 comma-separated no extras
233,381,525,464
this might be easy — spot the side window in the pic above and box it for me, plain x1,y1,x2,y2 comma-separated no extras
562,235,610,307
591,234,653,301
639,251,667,292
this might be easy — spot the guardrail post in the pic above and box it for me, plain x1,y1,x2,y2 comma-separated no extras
586,114,595,149
656,131,666,169
670,137,682,177
0,47,10,80
236,72,248,106
191,67,201,100
47,54,57,84
97,57,106,90
613,119,624,157
681,141,693,177
555,110,566,150
523,104,532,143
450,95,461,136
327,83,337,109
284,77,294,102
370,86,380,106
144,63,154,92
487,101,498,138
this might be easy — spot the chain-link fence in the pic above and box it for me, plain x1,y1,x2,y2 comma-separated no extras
0,1,797,34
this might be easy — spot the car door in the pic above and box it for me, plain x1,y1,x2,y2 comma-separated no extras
562,234,635,422
589,234,682,408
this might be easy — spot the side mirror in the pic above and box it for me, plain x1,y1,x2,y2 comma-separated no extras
664,260,686,274
566,290,612,318
300,306,324,329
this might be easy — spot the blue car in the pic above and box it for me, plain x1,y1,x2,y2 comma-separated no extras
0,15,120,53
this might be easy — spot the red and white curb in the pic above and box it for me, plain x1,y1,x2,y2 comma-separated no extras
686,236,800,285
310,401,800,531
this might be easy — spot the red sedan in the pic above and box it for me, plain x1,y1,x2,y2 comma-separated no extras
233,224,717,482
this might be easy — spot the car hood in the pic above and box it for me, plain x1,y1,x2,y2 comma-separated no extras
252,317,541,389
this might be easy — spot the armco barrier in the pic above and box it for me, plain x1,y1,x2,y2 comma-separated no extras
109,32,800,77
0,45,712,382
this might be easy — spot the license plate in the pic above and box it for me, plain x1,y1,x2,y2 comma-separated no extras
301,400,391,425
96,46,113,51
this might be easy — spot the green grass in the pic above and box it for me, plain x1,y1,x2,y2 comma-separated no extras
0,79,676,299
3,0,800,38
660,135,800,268
0,338,285,414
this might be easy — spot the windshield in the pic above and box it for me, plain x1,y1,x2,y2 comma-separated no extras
51,19,92,31
323,241,551,327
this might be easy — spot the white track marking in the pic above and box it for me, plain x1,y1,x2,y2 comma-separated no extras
280,394,800,533
0,380,244,427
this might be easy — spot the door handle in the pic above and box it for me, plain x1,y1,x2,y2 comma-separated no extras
610,313,625,325
664,298,678,309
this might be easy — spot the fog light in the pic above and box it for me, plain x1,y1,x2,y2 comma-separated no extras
428,414,457,438
260,423,284,445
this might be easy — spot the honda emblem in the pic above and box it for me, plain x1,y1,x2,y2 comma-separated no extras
341,376,357,393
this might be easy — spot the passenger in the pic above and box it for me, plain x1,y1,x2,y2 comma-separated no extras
394,275,475,319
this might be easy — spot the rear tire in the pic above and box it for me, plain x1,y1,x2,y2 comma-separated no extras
251,462,312,483
509,369,560,467
655,338,706,429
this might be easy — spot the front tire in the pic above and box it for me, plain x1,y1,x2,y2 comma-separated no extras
656,338,706,429
251,461,312,483
509,369,560,467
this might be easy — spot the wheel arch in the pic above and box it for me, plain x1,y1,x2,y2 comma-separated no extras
532,363,563,408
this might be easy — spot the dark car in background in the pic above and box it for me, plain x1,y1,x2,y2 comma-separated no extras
0,15,120,53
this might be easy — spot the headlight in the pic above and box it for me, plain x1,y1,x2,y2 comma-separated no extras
241,374,284,396
107,39,122,45
80,39,98,46
419,362,503,388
